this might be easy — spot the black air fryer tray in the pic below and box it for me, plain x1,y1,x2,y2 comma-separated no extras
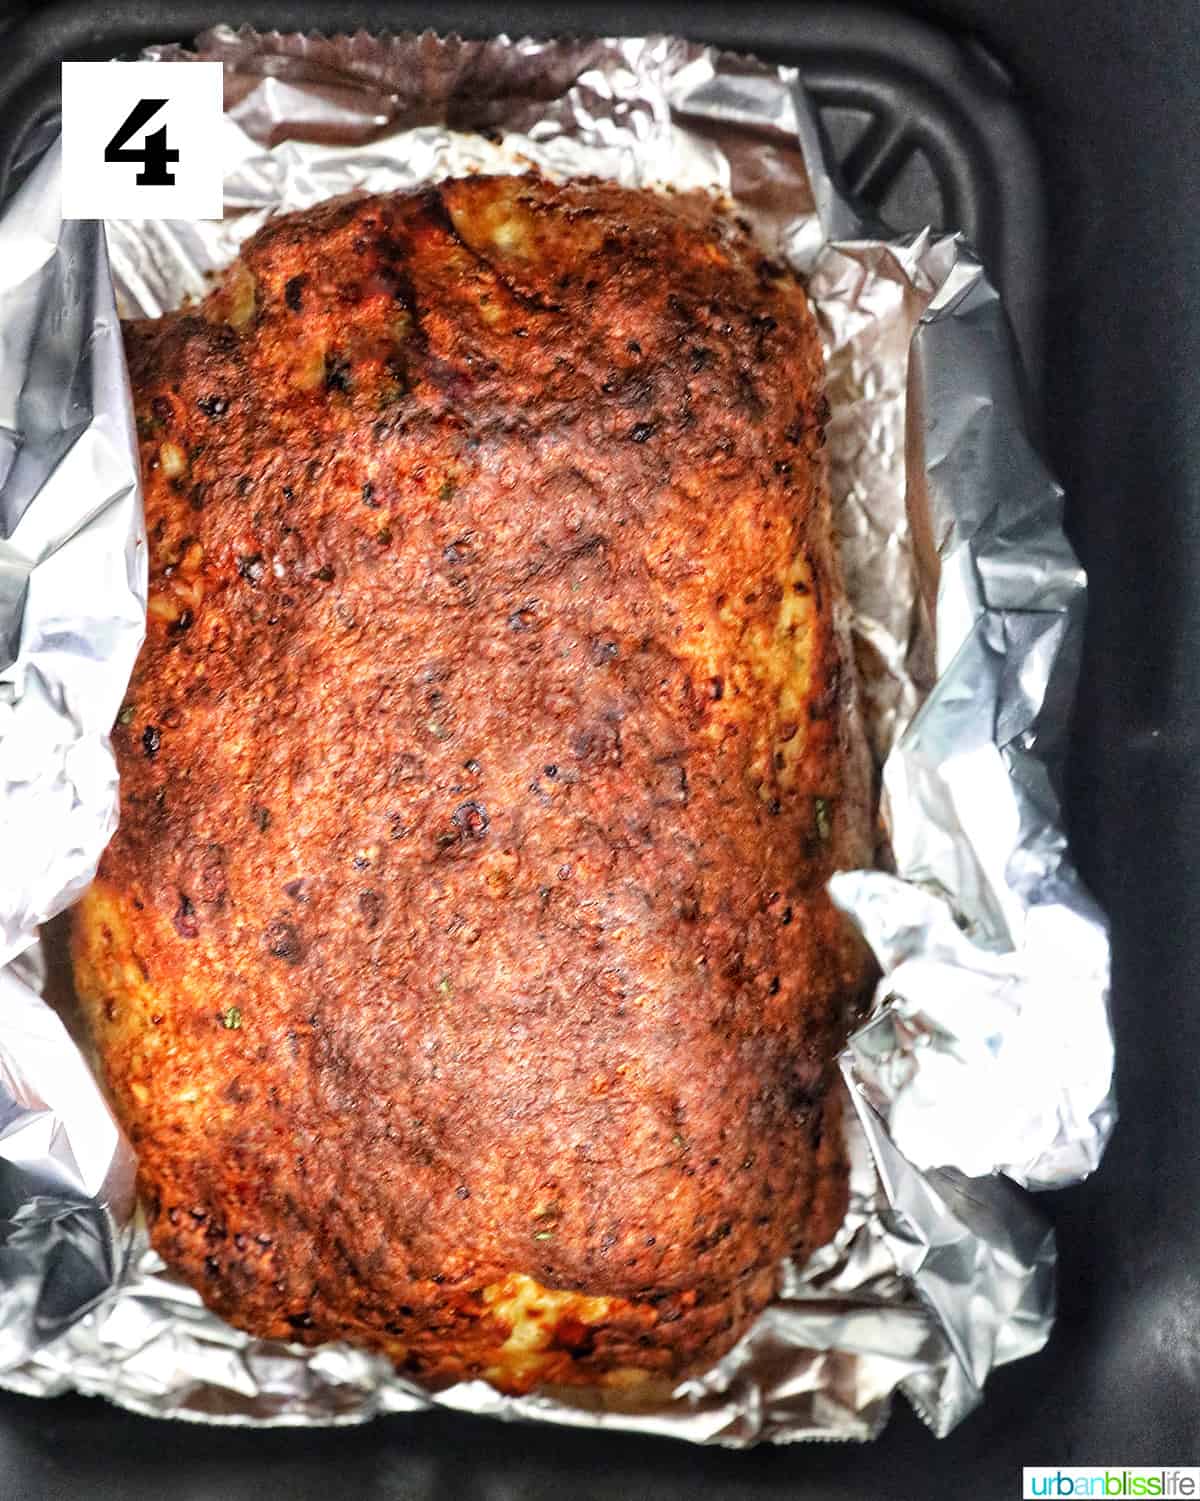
0,2,1195,1497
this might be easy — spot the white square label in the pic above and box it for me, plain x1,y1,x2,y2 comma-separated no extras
61,61,225,221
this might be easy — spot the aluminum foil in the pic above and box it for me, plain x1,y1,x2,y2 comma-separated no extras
0,28,1112,1443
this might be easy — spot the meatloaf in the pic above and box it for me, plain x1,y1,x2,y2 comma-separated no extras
72,174,873,1395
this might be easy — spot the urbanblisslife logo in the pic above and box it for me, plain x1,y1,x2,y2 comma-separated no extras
1023,1472,1200,1498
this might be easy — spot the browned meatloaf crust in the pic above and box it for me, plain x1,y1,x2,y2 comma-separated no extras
72,174,874,1394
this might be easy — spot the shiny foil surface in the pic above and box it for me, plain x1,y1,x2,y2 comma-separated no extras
0,28,1111,1442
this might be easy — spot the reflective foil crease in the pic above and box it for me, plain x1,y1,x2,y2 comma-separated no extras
0,29,1112,1441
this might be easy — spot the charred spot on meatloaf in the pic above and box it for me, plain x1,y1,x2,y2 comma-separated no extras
73,174,874,1393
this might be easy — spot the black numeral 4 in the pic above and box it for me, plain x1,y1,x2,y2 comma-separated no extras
103,98,180,187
